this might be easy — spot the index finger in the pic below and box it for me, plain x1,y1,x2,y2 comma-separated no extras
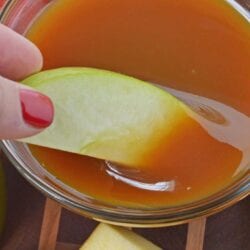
0,24,43,80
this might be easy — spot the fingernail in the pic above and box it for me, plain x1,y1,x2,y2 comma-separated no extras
20,89,54,128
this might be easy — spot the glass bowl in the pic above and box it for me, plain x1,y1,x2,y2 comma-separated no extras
0,0,249,227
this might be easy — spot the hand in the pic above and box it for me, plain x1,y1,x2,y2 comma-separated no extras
0,24,54,139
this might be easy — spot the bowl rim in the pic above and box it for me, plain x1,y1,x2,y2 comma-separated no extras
0,0,249,227
1,133,249,226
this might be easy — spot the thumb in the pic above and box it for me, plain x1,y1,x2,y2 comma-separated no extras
0,76,54,139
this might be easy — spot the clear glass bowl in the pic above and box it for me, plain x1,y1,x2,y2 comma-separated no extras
0,0,249,227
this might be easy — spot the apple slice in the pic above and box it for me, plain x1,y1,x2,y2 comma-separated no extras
80,223,161,250
21,67,189,167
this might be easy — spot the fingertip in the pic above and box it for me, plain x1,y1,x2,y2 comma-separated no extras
20,89,54,128
0,24,44,80
0,77,53,139
27,42,44,75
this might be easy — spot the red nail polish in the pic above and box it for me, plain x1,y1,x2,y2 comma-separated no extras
20,89,54,128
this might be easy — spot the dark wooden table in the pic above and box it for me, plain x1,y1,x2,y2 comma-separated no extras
0,154,249,250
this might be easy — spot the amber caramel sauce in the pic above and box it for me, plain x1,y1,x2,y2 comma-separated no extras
27,0,249,207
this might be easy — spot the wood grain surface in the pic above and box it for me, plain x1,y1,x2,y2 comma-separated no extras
38,199,61,250
186,218,206,250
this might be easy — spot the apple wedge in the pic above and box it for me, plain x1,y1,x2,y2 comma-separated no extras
80,223,161,250
21,67,189,167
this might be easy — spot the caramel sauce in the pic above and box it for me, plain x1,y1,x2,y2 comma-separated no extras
27,0,249,207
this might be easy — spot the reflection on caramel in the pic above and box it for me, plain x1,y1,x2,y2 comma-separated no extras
28,0,249,207
186,101,228,125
